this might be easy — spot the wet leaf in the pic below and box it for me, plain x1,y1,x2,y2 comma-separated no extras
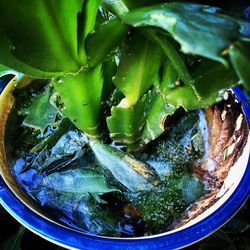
0,226,25,250
32,118,73,152
21,86,58,134
36,190,119,235
86,18,128,67
179,175,205,204
42,169,119,194
36,130,88,173
122,2,247,65
89,140,159,192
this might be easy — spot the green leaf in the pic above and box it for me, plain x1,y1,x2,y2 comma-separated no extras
0,226,25,250
229,41,250,92
86,18,128,67
89,140,159,192
0,0,84,77
42,169,118,194
140,63,178,144
107,92,152,144
163,61,237,111
113,31,162,106
21,85,58,134
53,66,103,137
122,2,246,65
78,0,102,62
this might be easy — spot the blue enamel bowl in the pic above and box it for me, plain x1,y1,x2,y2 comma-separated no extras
0,77,250,250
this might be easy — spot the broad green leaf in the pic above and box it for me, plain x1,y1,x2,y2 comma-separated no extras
141,64,178,144
163,61,237,111
122,2,246,65
42,169,118,194
107,93,152,144
86,18,128,67
0,0,84,77
20,86,58,134
229,41,250,92
78,0,102,62
53,65,103,137
0,226,25,250
89,140,159,192
144,29,198,97
113,31,162,106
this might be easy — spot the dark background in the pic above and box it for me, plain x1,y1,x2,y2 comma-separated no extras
0,197,250,250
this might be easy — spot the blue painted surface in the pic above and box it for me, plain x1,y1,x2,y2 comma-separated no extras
0,79,250,249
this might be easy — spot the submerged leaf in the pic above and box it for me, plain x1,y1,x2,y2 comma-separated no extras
32,118,73,152
179,175,205,204
89,140,159,192
21,85,58,134
128,181,187,234
36,190,119,235
42,169,118,194
37,130,88,173
122,2,246,65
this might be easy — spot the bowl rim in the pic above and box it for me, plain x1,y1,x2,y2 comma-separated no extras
0,81,250,250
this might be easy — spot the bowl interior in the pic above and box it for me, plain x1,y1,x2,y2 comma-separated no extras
0,78,249,239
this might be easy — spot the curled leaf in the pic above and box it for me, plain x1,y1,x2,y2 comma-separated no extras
89,140,159,192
